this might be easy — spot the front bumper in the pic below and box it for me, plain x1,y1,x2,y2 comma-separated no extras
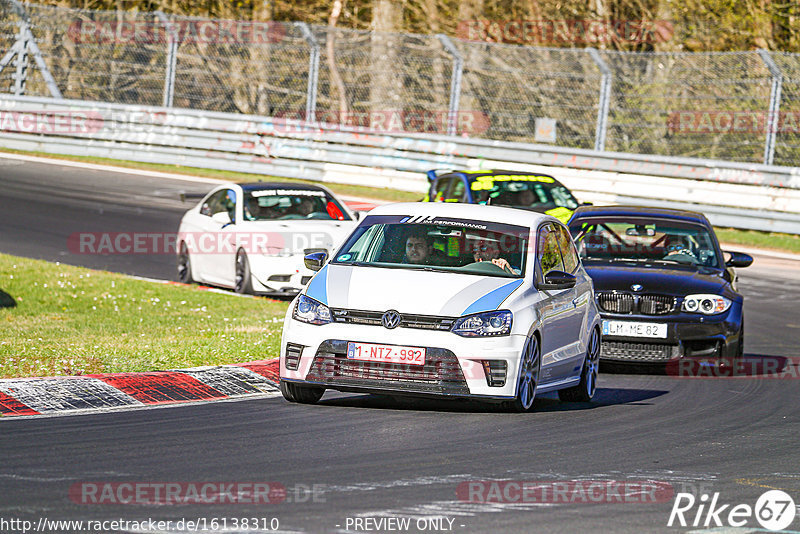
598,302,742,364
248,254,316,295
280,318,528,399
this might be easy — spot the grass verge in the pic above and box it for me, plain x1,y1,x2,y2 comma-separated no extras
715,227,800,255
0,253,290,379
0,147,422,203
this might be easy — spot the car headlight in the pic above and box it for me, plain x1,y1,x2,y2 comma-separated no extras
292,294,332,325
682,294,731,315
451,310,512,337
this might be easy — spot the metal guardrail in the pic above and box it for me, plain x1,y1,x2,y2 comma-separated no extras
7,1,800,167
1,94,800,234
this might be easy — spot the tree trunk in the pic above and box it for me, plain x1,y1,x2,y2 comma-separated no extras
326,0,348,118
370,0,402,130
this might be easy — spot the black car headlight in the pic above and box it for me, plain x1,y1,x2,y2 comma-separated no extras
293,294,332,325
682,294,731,315
451,310,512,337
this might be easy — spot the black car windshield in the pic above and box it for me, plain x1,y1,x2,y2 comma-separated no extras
243,188,351,221
470,175,579,210
569,217,721,269
331,215,528,278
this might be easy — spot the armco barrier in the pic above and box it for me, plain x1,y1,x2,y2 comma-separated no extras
1,94,800,234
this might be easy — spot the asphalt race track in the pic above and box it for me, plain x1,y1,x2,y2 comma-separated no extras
1,156,799,533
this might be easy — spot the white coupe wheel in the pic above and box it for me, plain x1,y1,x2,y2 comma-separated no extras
234,249,253,294
177,242,193,284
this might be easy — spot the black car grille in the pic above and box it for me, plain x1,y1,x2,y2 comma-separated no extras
598,293,634,314
304,340,469,394
639,295,676,315
330,309,456,331
601,341,680,361
597,292,676,315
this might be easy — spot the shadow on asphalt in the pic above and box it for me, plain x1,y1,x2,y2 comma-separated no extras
315,387,668,414
0,288,16,308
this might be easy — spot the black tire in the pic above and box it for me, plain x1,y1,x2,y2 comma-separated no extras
506,334,541,413
177,242,194,283
720,316,744,375
234,249,253,294
280,380,324,404
279,380,296,402
559,327,600,402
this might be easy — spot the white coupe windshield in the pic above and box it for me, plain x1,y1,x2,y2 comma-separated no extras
244,189,351,221
332,215,529,278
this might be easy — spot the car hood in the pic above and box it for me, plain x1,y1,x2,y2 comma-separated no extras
240,220,355,254
583,263,728,295
305,264,524,317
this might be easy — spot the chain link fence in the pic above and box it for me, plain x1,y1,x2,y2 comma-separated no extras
3,1,800,166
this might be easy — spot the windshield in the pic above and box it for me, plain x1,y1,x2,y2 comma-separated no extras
243,188,351,221
569,217,721,269
471,175,579,210
332,215,529,278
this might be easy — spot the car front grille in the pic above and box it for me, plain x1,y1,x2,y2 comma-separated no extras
329,309,456,331
597,292,634,313
304,340,469,394
597,292,676,315
601,341,680,361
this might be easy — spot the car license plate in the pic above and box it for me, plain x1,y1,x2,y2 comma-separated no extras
346,342,426,366
603,320,667,339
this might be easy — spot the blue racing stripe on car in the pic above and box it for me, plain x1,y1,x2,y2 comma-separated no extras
305,264,329,305
461,279,524,315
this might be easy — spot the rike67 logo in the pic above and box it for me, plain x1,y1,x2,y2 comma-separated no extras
668,490,796,531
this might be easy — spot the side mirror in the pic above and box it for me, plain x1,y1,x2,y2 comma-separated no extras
304,251,328,272
537,270,577,290
353,211,361,221
724,251,753,268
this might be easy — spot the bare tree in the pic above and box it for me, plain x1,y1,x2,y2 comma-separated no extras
370,0,402,128
326,0,349,117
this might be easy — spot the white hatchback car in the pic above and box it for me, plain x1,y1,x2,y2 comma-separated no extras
280,203,601,411
177,182,357,295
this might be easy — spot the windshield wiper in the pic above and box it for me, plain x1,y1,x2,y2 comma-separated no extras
592,257,683,265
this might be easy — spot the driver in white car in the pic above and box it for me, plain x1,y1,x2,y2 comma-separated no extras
472,238,519,275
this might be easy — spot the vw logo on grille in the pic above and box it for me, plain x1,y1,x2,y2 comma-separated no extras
631,284,644,292
382,310,401,329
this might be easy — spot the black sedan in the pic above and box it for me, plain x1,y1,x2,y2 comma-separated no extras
568,206,753,368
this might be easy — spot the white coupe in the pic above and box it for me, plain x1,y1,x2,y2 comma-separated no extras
177,182,357,295
280,202,602,411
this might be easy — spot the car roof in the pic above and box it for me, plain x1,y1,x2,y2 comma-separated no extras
368,202,559,228
236,182,330,192
569,205,710,225
435,169,563,185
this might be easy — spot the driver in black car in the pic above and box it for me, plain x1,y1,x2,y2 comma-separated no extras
663,235,698,261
